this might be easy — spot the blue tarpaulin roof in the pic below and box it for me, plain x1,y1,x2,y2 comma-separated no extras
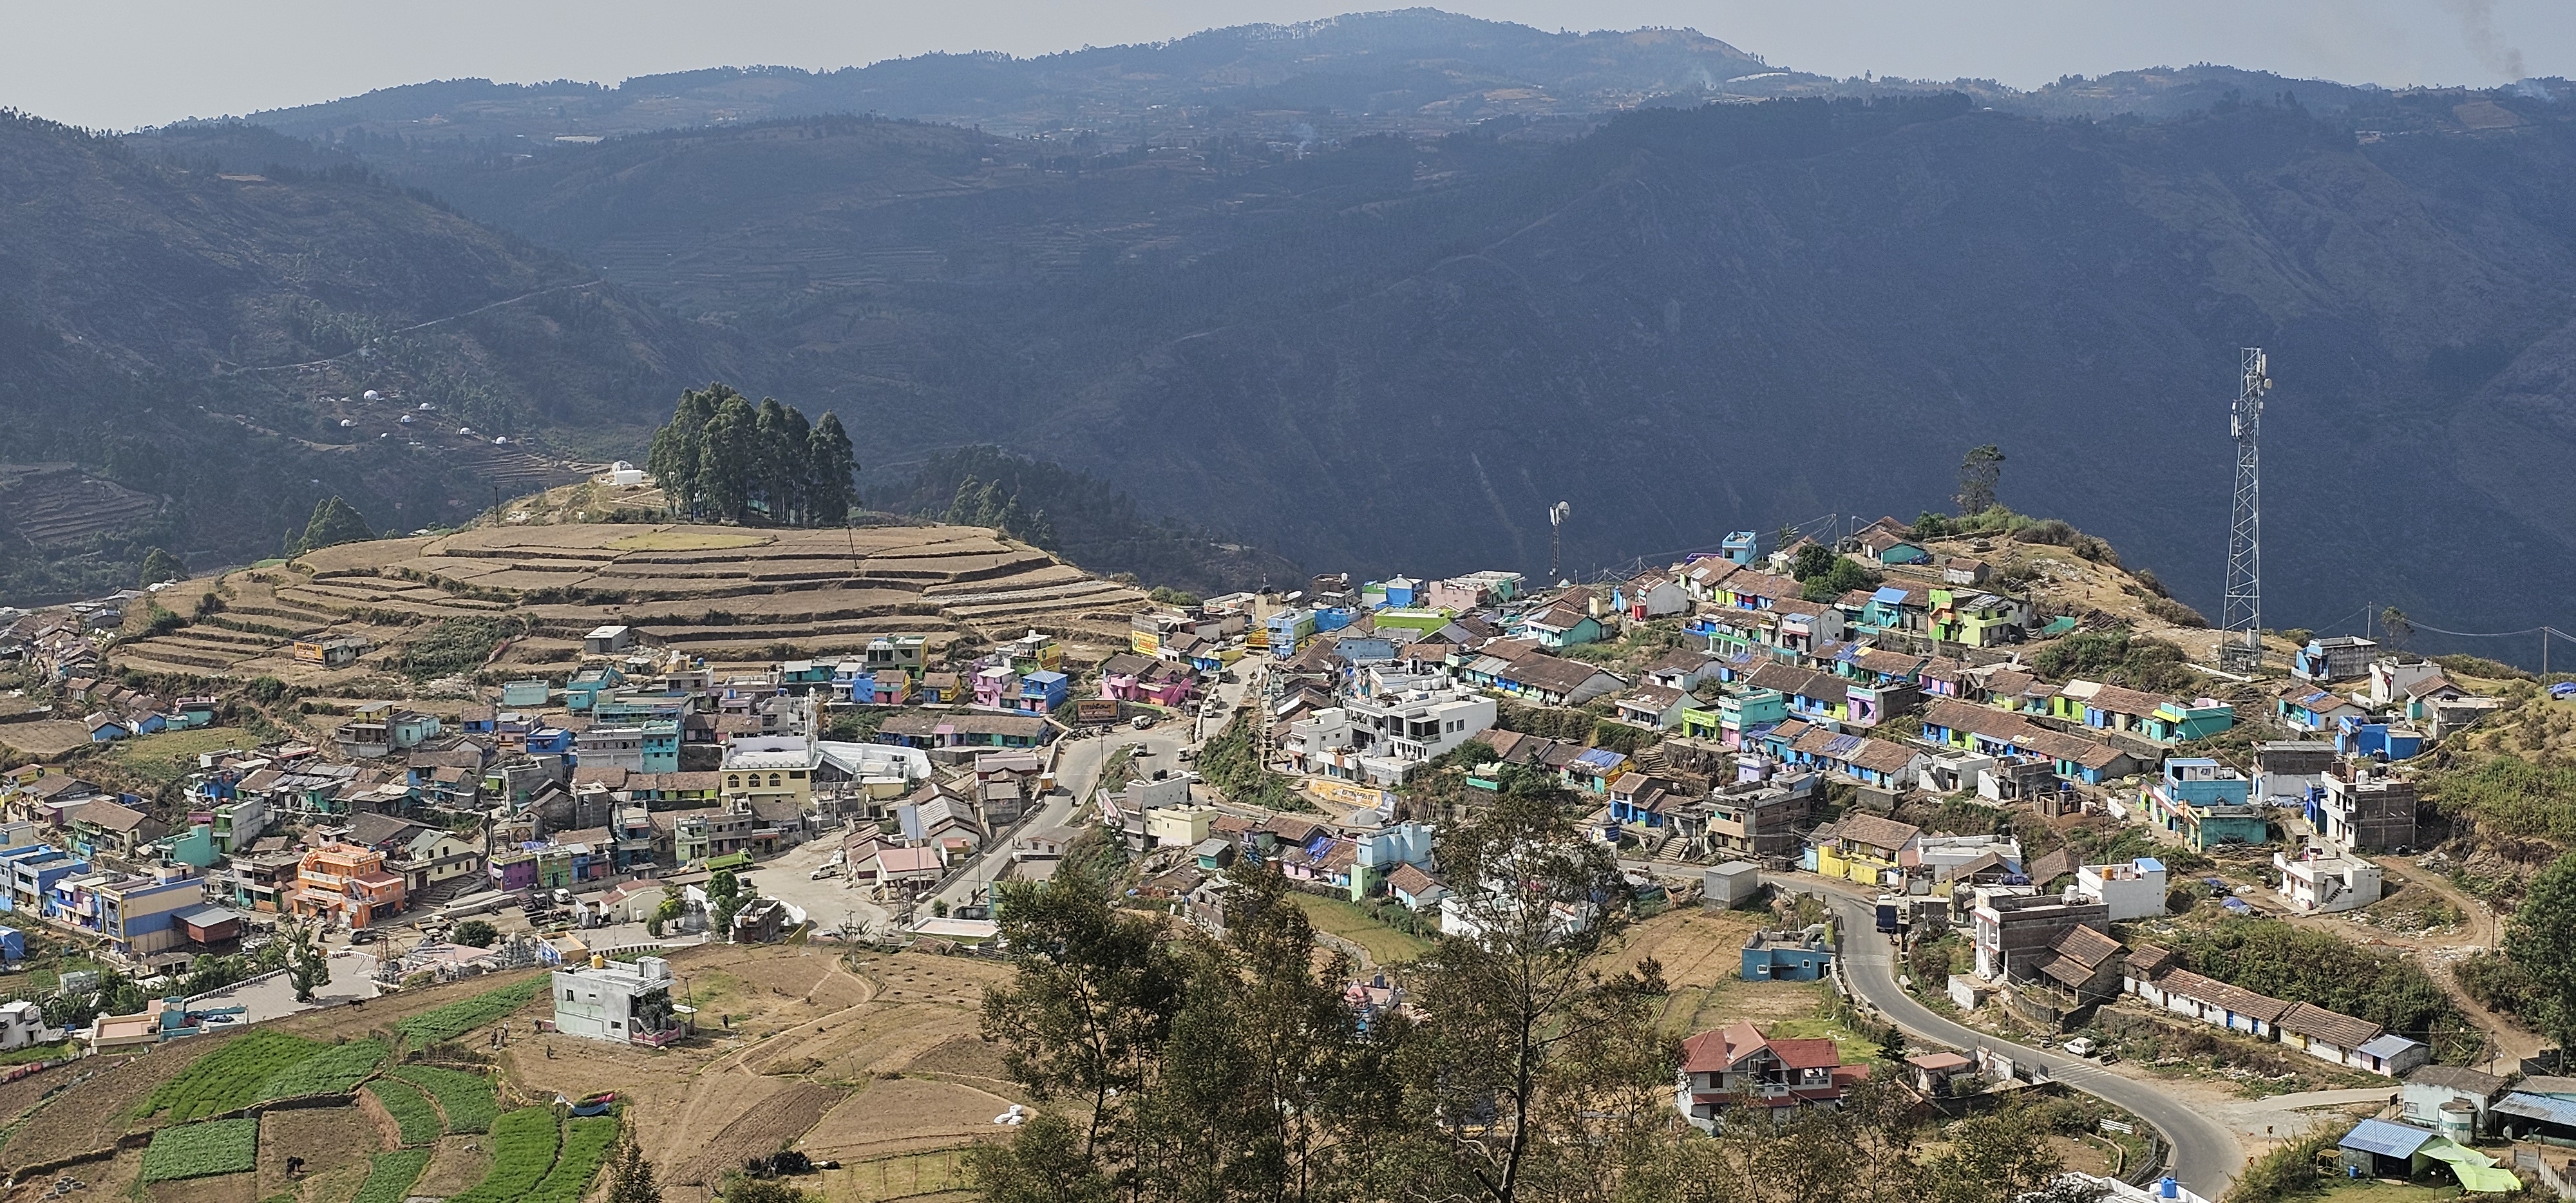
1573,748,1626,770
2340,1119,2436,1159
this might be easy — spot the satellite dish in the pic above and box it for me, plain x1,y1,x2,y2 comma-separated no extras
1549,501,1570,527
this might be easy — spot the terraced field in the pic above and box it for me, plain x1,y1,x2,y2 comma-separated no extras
113,521,1150,684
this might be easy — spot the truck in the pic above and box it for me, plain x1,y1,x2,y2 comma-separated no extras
1873,895,1901,935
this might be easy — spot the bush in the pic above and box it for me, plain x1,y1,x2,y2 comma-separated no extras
397,976,546,1045
366,1078,443,1146
452,919,498,948
2453,950,2539,1016
450,1108,562,1203
354,1149,434,1203
140,1117,260,1181
2143,594,2210,628
2423,756,2576,844
388,1064,500,1133
257,1037,386,1099
2222,1126,2335,1203
2168,916,2466,1052
399,616,517,681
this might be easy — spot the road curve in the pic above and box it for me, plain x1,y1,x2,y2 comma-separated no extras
1818,893,2244,1197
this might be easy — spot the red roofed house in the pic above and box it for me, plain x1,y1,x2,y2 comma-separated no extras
1674,1021,1862,1129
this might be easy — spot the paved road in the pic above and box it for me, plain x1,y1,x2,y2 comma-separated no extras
931,718,1208,909
1815,891,2246,1197
2214,1086,2396,1141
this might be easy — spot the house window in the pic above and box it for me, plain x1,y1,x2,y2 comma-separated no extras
769,773,782,788
726,775,739,788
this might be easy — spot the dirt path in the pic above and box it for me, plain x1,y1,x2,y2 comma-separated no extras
2288,857,2541,1072
664,954,880,1153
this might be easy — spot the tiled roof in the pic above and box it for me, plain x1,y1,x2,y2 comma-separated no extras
2048,924,2125,969
1830,813,1921,855
2278,1001,2383,1048
2155,969,2291,1023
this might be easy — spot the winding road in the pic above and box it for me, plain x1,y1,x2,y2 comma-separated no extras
1817,891,2245,1196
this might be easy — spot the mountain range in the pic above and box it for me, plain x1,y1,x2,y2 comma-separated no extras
5,9,2574,656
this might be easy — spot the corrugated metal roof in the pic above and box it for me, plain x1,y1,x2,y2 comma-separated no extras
2339,1118,2435,1158
2496,1092,2576,1129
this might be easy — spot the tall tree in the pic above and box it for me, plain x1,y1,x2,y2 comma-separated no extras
283,919,330,1003
2378,607,2414,650
978,864,1188,1173
2508,853,2576,1054
806,412,858,526
138,547,184,587
645,385,723,516
1371,790,1669,1203
1956,444,2005,515
607,1139,663,1203
291,496,373,554
697,394,757,522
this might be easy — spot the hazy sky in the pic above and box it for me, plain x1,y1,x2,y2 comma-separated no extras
8,0,2571,130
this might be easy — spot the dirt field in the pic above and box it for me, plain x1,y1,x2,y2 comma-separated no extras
460,943,1025,1191
256,1104,386,1196
412,1134,493,1197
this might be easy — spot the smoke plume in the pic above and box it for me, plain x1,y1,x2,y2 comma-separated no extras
2438,0,2527,82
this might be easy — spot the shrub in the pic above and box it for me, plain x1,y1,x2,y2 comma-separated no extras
397,976,546,1045
354,1149,433,1203
388,1063,501,1133
450,1108,562,1203
258,1038,386,1099
452,918,498,948
2223,1126,2335,1203
2143,594,2210,628
140,1117,260,1181
140,1032,327,1120
366,1078,443,1146
2453,950,2539,1016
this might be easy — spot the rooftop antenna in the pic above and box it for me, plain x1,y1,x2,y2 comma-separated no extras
2221,347,2271,671
1547,500,1571,583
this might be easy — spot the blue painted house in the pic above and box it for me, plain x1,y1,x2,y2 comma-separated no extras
1018,670,1070,715
1741,928,1833,981
1721,531,1759,565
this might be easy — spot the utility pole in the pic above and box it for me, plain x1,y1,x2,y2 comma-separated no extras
2220,348,2271,672
1548,501,1571,584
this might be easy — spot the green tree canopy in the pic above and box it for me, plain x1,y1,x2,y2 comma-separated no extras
643,383,856,526
2508,852,2576,1054
138,547,184,586
291,496,373,554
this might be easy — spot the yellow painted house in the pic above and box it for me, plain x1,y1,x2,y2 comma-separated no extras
1804,813,1924,885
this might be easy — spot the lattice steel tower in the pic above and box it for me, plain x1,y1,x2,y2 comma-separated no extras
2221,347,2271,670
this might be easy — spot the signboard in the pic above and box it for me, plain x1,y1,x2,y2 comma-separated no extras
1305,777,1399,815
1075,699,1121,725
1132,630,1161,656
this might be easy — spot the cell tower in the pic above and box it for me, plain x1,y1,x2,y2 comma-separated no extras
1547,501,1571,582
2220,347,2271,671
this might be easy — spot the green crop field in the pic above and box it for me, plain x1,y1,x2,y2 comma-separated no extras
138,1032,327,1121
139,1117,259,1182
448,1108,562,1203
257,1038,386,1099
524,1115,619,1203
365,1079,442,1146
397,976,545,1045
352,1148,433,1203
386,1063,499,1133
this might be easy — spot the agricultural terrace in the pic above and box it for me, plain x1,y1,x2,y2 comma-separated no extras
113,520,1150,688
0,969,558,1200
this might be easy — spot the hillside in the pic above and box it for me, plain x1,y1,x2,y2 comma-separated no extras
0,110,742,599
113,520,1149,692
263,88,2576,650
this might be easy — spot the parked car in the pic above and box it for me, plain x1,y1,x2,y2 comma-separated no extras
1132,714,1157,730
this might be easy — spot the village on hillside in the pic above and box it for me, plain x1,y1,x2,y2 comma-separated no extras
0,497,2570,1203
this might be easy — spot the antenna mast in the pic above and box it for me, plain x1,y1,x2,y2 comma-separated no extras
2221,347,2271,671
1548,501,1571,583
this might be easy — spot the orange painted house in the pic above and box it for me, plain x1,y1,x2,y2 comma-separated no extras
287,842,408,930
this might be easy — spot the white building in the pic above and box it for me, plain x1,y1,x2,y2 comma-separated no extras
552,955,685,1045
2074,857,2169,922
2275,847,2383,914
1285,679,1495,786
0,999,55,1051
